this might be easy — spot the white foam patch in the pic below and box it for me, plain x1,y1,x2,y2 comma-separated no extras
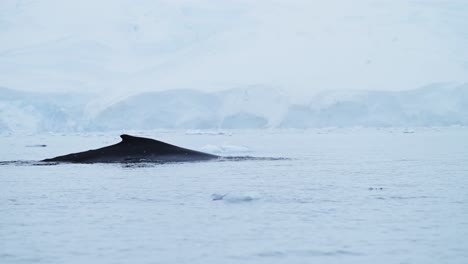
201,144,252,154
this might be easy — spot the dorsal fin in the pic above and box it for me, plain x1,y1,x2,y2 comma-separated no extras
119,134,169,146
120,134,151,143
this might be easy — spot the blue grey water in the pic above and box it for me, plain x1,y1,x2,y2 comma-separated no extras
1,128,467,264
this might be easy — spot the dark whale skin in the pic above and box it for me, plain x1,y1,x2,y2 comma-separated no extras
42,134,219,163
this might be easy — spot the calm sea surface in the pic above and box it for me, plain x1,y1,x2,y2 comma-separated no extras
1,128,467,264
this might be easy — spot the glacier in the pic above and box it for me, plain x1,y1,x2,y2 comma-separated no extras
0,84,467,134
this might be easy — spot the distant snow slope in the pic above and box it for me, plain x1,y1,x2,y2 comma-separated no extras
280,84,468,128
1,0,468,96
0,84,467,133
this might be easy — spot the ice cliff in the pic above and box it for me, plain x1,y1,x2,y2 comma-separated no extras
0,84,467,134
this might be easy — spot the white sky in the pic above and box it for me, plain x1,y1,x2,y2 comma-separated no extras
0,0,467,98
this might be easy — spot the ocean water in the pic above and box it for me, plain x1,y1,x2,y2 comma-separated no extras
1,128,467,264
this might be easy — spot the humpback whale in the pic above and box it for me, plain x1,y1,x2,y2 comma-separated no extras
42,134,219,163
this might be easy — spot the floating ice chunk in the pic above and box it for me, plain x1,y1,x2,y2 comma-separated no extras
211,193,259,203
185,130,232,136
210,193,226,201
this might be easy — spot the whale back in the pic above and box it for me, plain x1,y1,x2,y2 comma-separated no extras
116,134,208,155
42,134,218,163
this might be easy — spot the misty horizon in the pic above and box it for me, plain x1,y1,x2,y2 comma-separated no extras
1,0,468,97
